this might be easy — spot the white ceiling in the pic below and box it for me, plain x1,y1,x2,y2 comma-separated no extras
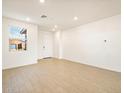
3,0,121,31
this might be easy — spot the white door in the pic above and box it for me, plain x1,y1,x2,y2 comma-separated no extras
38,31,53,59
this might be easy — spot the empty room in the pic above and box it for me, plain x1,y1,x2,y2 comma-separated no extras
2,0,121,93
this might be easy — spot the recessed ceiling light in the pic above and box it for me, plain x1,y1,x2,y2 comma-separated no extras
54,25,58,28
74,16,78,20
40,0,45,3
26,17,30,21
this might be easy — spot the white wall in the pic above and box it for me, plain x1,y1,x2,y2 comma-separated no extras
53,31,62,59
61,15,121,72
2,17,38,69
38,30,53,59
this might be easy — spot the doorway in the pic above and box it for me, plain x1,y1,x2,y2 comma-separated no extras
38,31,53,59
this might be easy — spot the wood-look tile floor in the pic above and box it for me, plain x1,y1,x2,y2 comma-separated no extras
3,58,121,93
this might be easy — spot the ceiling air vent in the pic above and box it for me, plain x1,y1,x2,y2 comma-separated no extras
41,15,47,18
